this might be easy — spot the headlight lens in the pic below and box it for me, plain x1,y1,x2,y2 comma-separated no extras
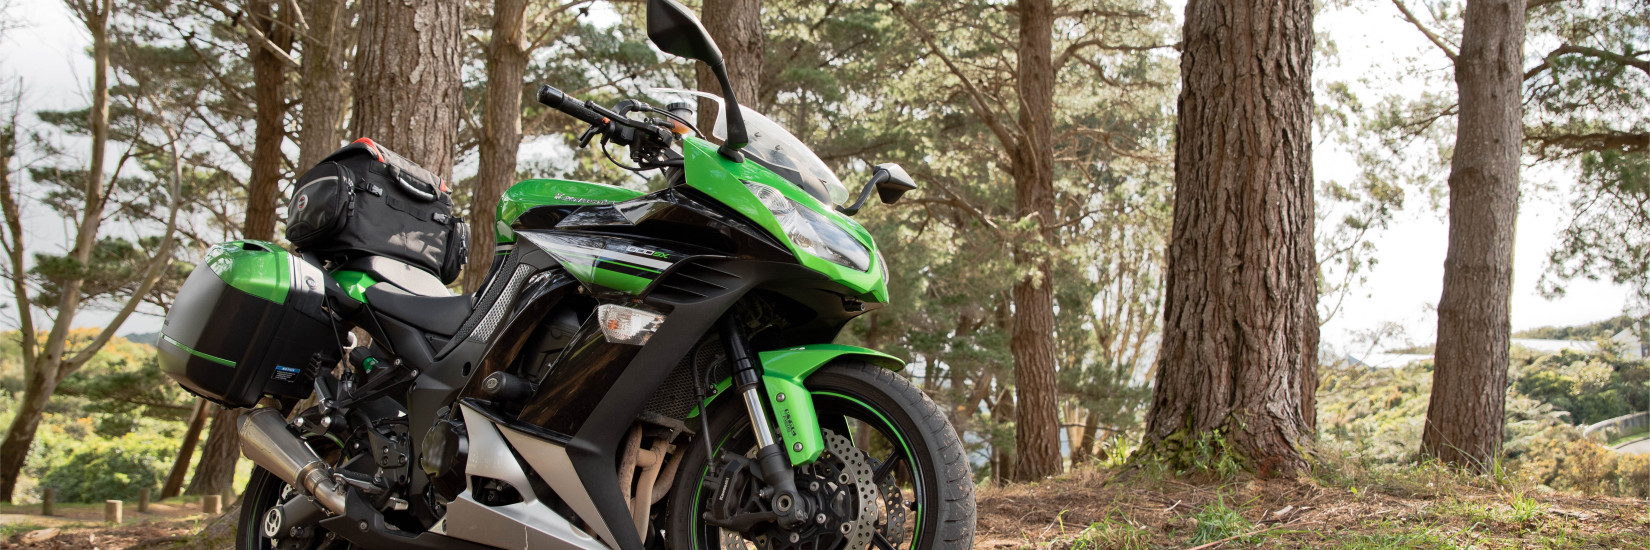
745,181,871,271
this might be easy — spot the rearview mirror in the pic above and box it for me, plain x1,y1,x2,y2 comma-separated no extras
838,163,919,216
873,163,917,204
647,0,749,159
646,0,723,66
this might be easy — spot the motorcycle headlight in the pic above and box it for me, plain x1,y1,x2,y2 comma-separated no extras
745,181,871,271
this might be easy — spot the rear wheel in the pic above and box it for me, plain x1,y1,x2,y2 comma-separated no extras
666,361,975,550
237,467,346,550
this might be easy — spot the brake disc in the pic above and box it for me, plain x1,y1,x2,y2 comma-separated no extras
875,457,909,546
822,431,878,550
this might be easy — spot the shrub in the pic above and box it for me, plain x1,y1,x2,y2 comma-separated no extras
33,425,177,502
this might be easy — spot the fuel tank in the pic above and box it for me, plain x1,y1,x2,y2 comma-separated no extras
495,179,644,244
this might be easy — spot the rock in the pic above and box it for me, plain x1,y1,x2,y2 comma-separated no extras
19,528,60,544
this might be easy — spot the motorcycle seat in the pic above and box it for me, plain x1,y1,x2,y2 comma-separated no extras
338,256,452,297
363,285,470,337
340,256,470,337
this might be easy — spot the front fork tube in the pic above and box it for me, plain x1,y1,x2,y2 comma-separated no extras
717,316,807,528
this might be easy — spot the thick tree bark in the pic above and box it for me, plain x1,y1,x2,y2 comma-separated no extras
242,0,292,241
1142,0,1318,477
296,0,348,168
162,399,211,498
464,0,530,292
1006,0,1062,483
695,0,762,133
350,0,463,181
0,0,112,502
185,406,242,496
1421,0,1525,471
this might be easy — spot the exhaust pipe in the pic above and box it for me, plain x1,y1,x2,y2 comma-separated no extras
239,408,349,515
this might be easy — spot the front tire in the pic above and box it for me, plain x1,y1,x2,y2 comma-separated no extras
666,361,975,549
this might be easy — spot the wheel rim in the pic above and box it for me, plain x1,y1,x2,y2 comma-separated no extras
689,388,928,550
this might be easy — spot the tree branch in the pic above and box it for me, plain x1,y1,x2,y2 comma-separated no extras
200,0,301,69
1391,0,1458,62
66,95,187,369
891,3,1021,157
1549,44,1650,78
1526,130,1650,157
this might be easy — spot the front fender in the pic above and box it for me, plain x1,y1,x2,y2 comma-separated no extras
704,344,904,465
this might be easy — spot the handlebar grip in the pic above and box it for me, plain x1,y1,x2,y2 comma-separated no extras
537,85,607,126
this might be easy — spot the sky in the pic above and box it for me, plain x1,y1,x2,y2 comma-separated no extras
0,1,1636,353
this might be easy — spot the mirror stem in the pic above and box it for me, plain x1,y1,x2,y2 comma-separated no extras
838,173,890,216
711,62,749,162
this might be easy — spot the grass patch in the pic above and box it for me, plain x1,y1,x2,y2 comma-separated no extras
1330,528,1458,549
1059,515,1151,550
0,521,51,540
1606,427,1650,447
1187,495,1255,546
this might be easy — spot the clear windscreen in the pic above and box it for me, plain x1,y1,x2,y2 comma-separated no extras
650,88,849,206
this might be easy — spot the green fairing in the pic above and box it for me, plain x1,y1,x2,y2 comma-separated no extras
205,240,289,304
495,179,646,243
678,137,889,303
332,270,379,303
704,344,905,465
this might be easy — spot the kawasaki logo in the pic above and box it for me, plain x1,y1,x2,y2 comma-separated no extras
554,193,617,205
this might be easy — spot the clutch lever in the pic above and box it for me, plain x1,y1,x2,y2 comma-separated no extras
577,124,601,148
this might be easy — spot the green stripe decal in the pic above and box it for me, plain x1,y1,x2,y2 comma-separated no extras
162,334,236,367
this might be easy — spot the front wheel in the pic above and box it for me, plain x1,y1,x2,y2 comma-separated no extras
666,361,976,550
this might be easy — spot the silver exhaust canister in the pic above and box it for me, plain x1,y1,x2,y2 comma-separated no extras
238,408,349,515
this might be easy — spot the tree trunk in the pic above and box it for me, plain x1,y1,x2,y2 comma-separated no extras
0,0,112,502
0,368,56,502
186,406,242,497
1421,0,1525,471
464,0,530,292
296,0,348,168
350,0,463,181
1072,408,1100,465
1006,0,1061,483
162,399,211,498
242,0,292,241
695,0,762,133
1141,0,1318,477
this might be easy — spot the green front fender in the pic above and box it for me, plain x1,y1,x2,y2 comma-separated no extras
705,344,904,465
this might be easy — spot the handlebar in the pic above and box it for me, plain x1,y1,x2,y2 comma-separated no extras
536,83,685,171
537,85,608,127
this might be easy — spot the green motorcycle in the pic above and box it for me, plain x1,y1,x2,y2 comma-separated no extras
157,1,974,549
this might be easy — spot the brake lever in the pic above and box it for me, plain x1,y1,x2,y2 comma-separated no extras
577,124,601,148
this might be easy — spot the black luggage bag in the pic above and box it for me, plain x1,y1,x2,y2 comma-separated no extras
286,138,468,284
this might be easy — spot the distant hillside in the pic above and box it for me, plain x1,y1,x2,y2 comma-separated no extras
1514,315,1640,341
122,331,160,345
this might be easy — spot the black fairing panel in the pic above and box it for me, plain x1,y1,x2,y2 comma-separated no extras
549,186,793,261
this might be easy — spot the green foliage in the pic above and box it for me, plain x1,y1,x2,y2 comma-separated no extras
1511,349,1648,426
1187,495,1255,546
32,428,177,502
1061,516,1151,550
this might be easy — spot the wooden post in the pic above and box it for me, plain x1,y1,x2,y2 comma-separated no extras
41,487,55,516
202,494,222,515
138,488,150,512
105,500,122,524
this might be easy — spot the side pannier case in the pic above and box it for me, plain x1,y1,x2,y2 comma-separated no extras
158,240,339,407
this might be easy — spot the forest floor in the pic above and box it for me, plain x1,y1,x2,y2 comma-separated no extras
976,464,1649,549
2,464,1646,549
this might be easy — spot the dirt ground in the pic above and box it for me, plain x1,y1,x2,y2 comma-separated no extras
0,499,213,550
974,467,1650,549
3,467,1646,549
